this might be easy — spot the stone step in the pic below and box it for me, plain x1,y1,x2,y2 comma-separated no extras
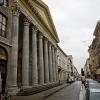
12,83,69,100
17,82,60,96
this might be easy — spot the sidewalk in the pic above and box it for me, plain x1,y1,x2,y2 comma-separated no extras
79,85,87,100
11,83,69,100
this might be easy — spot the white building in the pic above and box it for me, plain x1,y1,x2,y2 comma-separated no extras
57,46,73,81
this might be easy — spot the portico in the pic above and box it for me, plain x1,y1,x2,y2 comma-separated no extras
6,0,59,94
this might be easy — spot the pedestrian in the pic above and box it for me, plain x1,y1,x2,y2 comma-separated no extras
81,76,85,88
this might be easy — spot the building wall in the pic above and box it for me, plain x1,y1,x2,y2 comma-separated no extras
57,46,74,80
0,0,60,95
88,21,100,79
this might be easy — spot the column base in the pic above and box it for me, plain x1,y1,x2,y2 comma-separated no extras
8,85,19,95
21,85,31,89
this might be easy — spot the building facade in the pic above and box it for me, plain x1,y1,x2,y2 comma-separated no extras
57,46,75,81
88,21,100,79
84,58,91,77
73,66,79,77
0,0,60,95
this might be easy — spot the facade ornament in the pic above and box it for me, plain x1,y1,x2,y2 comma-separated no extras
32,25,38,34
12,3,21,16
23,17,30,25
44,37,48,43
39,32,43,39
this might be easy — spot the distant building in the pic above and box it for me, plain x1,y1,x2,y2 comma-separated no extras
84,58,91,78
73,66,79,77
57,46,70,81
88,21,100,79
57,46,78,81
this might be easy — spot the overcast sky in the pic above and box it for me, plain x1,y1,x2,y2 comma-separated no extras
42,0,100,73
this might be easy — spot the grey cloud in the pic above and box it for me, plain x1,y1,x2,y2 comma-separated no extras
43,0,100,73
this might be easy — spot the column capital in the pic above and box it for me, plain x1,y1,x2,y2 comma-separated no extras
51,44,54,49
32,25,38,34
23,17,30,25
12,5,21,16
44,37,48,43
39,33,43,39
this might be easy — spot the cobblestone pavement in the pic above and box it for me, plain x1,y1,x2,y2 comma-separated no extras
44,81,81,100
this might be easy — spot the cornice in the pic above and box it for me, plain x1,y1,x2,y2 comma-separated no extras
28,0,60,43
14,0,58,46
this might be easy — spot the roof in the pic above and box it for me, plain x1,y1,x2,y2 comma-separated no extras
90,89,100,93
30,0,60,43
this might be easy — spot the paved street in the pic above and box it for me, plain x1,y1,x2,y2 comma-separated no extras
12,81,82,100
44,81,81,100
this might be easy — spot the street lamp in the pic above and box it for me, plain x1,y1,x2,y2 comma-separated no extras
0,0,4,6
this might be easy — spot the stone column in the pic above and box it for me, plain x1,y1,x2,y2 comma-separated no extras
22,18,30,88
38,33,44,84
48,43,53,82
8,6,20,94
55,48,59,81
52,46,56,82
44,38,49,83
51,46,54,82
32,25,38,85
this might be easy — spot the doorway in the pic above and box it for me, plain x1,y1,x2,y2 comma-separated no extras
0,47,7,94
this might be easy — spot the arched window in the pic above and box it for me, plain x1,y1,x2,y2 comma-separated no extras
0,47,7,60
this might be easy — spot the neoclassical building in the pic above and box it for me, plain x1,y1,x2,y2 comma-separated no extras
57,46,74,81
0,0,60,95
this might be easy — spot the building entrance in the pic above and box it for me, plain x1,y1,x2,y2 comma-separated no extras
0,47,7,94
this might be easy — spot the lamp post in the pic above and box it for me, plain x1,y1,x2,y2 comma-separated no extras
0,0,4,6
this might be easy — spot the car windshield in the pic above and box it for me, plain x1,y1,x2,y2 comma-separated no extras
90,92,100,100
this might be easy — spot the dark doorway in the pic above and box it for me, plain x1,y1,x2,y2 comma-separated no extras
0,59,7,93
0,47,7,94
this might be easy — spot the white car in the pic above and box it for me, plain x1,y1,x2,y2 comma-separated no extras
89,89,100,100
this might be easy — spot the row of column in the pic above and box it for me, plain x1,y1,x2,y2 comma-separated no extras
8,6,58,91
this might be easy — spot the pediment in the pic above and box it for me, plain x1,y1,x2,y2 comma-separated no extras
28,0,59,42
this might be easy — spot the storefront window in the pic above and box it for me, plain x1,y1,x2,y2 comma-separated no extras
0,13,7,38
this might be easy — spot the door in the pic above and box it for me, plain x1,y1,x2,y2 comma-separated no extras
0,47,7,94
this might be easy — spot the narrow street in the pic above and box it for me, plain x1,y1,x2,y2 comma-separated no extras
44,81,81,100
0,0,100,99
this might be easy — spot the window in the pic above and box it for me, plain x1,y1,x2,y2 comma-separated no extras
0,13,7,38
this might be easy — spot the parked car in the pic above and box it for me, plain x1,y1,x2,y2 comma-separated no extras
85,78,97,88
67,76,75,83
86,81,100,100
88,89,100,100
